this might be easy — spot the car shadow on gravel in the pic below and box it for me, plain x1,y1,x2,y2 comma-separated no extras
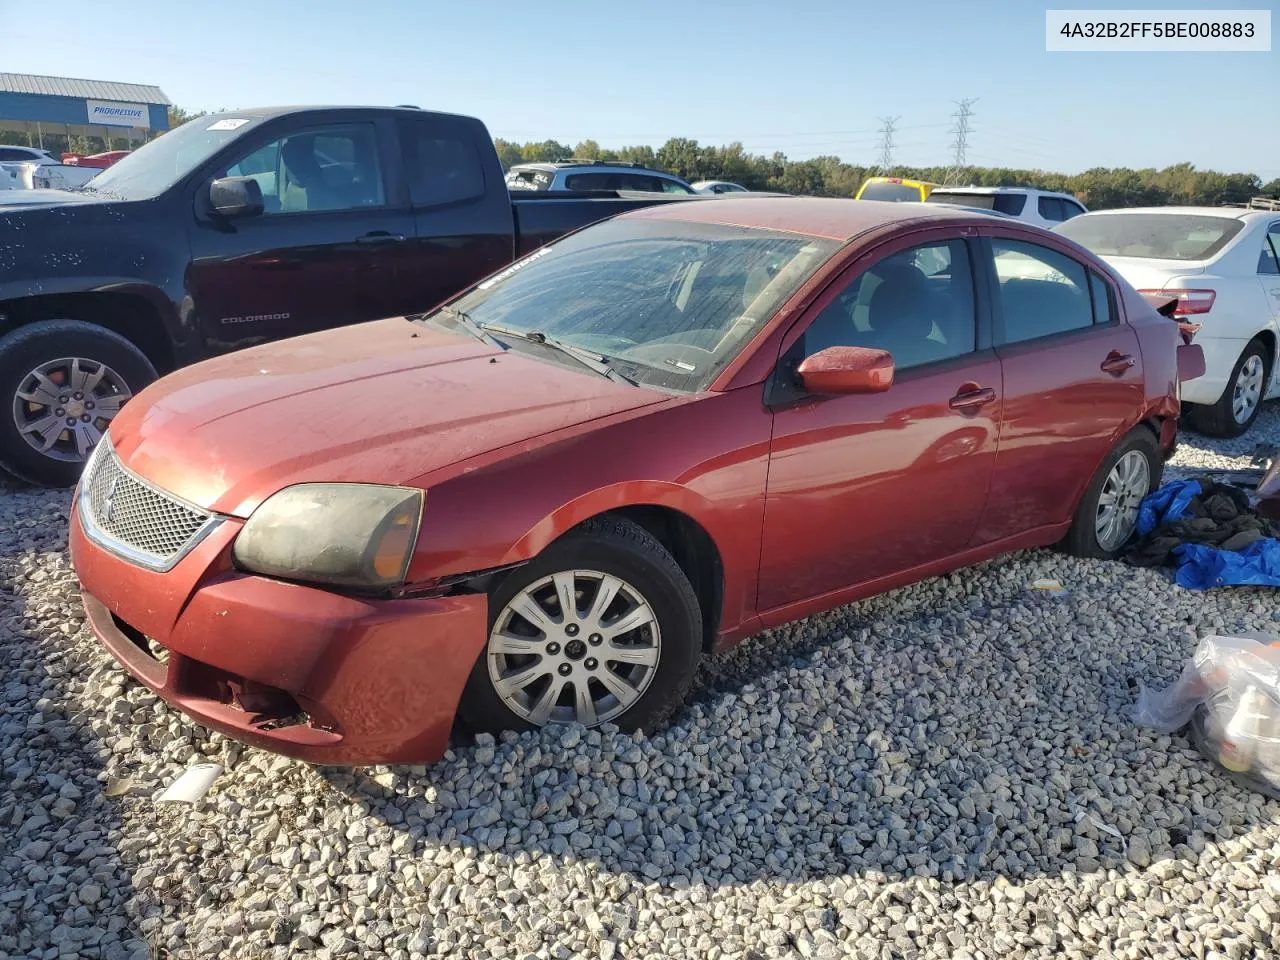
313,548,1280,893
0,486,155,960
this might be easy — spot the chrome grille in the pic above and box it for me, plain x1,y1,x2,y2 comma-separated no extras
80,442,215,570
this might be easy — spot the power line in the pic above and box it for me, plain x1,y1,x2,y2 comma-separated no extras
875,116,900,173
943,98,978,184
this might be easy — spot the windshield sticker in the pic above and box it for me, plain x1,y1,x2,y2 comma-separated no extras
477,247,551,290
207,118,251,131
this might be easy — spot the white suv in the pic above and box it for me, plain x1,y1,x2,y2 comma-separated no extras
925,186,1088,228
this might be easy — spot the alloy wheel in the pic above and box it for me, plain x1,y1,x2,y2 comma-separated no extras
1095,450,1150,552
12,357,131,462
487,569,661,726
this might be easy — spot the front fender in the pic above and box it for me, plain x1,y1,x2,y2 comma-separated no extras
502,480,716,565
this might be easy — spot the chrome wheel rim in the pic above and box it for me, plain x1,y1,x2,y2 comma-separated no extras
1232,354,1265,424
1095,450,1150,551
487,569,661,727
12,357,131,462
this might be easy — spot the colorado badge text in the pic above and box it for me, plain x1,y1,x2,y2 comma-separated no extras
1046,9,1271,51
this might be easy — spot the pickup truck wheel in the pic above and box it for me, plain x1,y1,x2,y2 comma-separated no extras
1186,338,1270,438
459,516,702,735
0,320,157,487
1061,425,1162,559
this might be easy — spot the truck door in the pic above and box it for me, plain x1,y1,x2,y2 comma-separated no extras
186,118,414,351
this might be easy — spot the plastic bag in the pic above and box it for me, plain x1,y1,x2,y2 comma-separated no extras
1133,633,1280,794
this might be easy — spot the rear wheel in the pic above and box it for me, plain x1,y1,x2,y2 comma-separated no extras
1186,338,1270,438
0,320,156,487
1062,426,1162,559
459,516,702,735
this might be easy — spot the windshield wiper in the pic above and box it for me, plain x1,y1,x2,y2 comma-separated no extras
433,306,505,349
480,324,638,386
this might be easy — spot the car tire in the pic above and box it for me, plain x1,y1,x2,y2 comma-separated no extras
458,515,702,736
1186,338,1270,438
1061,425,1163,559
0,320,157,487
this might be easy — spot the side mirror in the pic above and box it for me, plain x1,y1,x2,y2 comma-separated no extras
796,346,894,396
209,176,264,219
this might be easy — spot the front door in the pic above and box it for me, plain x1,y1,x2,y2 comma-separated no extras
973,234,1144,544
186,120,413,352
758,234,1001,612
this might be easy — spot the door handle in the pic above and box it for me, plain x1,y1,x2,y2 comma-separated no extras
356,232,406,244
948,385,996,411
1101,351,1136,376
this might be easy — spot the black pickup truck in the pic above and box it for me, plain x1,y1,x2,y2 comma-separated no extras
0,106,699,485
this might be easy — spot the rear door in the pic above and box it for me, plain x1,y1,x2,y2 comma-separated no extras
972,230,1144,544
757,229,1001,611
397,116,515,316
187,117,413,348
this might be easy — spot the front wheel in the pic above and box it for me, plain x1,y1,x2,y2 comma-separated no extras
1062,426,1162,559
0,320,157,487
458,516,702,735
1186,339,1270,438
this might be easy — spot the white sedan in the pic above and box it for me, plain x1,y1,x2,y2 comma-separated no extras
1057,206,1280,436
691,180,749,195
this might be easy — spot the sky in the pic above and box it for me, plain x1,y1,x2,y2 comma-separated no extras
1,0,1277,178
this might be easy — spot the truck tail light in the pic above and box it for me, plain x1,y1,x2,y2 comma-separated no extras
1138,288,1216,317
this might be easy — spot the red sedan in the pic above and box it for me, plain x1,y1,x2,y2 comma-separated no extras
69,198,1202,764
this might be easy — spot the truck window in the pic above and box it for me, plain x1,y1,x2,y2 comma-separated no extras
403,124,486,207
221,124,385,215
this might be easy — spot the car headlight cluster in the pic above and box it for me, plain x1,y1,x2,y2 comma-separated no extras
233,483,423,591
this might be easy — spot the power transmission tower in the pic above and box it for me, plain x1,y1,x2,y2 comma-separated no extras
943,98,977,185
875,116,899,174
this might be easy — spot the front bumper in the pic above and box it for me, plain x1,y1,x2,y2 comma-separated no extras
69,500,488,765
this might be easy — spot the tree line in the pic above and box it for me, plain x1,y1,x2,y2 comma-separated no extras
496,137,1280,210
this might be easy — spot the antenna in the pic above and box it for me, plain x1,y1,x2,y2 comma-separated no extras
875,116,899,174
944,98,977,185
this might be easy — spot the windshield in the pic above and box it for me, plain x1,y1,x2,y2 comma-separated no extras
424,218,839,392
78,114,267,200
858,181,921,202
1055,213,1246,261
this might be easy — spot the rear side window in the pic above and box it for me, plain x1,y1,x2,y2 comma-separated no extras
403,123,485,207
564,172,616,191
1089,271,1116,324
1056,214,1245,261
1261,226,1280,275
993,194,1027,216
926,191,1027,215
991,239,1093,344
1038,197,1065,222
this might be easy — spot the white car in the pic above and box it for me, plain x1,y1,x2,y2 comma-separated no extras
0,145,57,165
691,180,749,195
926,186,1087,228
1057,206,1280,436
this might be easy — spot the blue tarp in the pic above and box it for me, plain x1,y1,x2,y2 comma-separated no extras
1137,478,1280,590
1174,540,1280,589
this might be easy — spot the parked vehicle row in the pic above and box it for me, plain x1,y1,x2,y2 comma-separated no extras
1057,206,1280,436
0,106,708,486
68,197,1204,763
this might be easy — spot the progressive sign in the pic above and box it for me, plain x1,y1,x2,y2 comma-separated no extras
86,100,150,129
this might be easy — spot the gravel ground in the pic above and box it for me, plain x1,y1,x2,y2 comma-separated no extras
3,407,1280,960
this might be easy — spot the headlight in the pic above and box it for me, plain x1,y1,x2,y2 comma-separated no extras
232,483,423,590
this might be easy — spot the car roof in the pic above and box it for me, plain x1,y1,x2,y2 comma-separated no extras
620,196,999,241
1074,206,1273,221
930,185,1073,198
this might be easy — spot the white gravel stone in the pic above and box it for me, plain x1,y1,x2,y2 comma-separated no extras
3,411,1280,959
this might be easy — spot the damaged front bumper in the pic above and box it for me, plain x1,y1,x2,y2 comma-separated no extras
69,500,489,765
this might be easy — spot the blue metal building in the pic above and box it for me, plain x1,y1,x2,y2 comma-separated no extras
0,73,170,148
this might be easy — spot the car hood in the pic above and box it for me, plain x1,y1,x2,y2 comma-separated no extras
110,318,672,517
0,188,94,208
